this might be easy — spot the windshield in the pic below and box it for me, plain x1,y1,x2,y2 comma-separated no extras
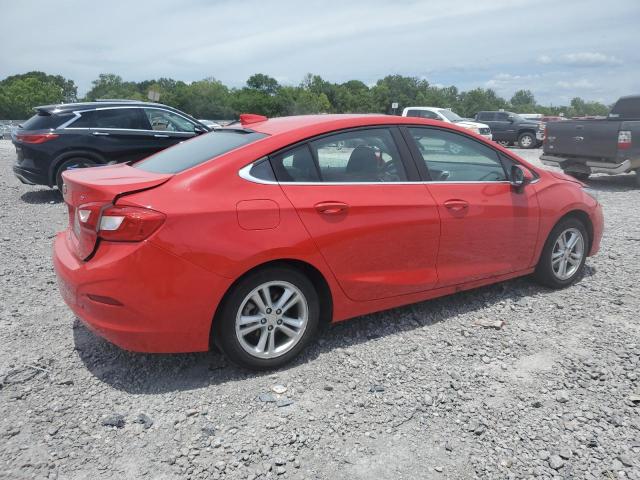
135,129,268,174
438,109,464,122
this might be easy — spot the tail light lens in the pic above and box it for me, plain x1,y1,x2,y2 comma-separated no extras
618,130,632,150
98,205,165,242
16,133,59,144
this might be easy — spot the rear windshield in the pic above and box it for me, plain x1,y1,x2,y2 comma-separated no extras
610,97,640,119
134,130,268,174
21,112,73,130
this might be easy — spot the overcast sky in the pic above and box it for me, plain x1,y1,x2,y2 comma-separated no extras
1,0,638,105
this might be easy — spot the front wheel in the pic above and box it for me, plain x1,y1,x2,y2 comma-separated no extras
534,218,588,289
213,267,320,370
517,132,536,149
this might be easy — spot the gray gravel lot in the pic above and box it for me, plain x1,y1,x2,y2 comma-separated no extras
1,139,639,479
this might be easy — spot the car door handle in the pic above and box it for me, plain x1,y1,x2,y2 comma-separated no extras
92,131,110,136
315,201,349,215
443,199,469,212
154,134,169,138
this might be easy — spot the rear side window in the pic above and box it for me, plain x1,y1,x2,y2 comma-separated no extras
71,108,149,129
477,112,495,121
135,130,268,174
271,145,320,182
21,112,73,130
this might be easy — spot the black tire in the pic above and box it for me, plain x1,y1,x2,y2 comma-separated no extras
55,158,96,191
213,266,320,370
564,171,590,182
534,217,589,289
497,140,510,147
517,132,536,149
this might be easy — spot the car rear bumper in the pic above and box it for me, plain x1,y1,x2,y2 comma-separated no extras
53,231,229,353
541,155,633,175
13,165,45,186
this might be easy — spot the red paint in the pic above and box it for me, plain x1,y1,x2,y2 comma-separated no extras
53,114,604,353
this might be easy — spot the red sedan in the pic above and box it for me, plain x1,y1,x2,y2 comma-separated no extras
53,114,603,369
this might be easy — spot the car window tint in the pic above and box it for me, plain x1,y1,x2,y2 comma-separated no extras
71,109,148,129
144,108,196,133
135,130,268,174
248,157,276,182
496,112,510,121
271,145,320,182
408,127,507,182
406,110,438,120
22,112,73,130
309,128,407,183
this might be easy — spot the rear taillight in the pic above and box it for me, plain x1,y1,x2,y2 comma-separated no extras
618,130,632,150
97,205,165,242
16,133,59,144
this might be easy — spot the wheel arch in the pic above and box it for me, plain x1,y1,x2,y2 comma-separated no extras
48,149,107,186
209,258,334,349
539,209,594,261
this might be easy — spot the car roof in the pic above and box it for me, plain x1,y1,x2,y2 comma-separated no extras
34,100,175,114
237,114,452,138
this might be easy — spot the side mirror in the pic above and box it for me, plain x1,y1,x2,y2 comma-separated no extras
510,165,532,190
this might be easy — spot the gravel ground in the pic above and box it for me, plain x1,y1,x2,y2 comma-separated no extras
1,139,639,480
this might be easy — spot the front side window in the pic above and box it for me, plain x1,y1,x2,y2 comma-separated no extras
144,108,196,133
71,108,147,129
409,127,507,182
309,128,407,182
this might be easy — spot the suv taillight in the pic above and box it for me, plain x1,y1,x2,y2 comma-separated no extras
98,205,166,242
16,133,59,144
618,130,632,150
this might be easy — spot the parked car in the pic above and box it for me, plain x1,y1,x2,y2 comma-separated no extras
54,113,603,369
199,119,222,129
12,100,210,191
402,106,492,142
475,111,544,148
541,95,640,184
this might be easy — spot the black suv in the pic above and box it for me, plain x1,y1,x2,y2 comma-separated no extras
474,111,544,149
12,100,210,190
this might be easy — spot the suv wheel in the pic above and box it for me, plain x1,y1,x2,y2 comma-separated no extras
534,218,588,289
55,158,96,191
517,132,535,149
213,266,320,370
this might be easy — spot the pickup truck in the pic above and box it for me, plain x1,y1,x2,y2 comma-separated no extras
475,111,544,148
541,95,640,185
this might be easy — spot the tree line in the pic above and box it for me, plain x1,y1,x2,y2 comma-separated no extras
0,71,611,120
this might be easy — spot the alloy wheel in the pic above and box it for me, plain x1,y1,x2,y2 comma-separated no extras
235,281,309,359
551,228,585,280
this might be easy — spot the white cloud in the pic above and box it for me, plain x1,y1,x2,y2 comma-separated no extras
556,79,596,89
538,52,622,67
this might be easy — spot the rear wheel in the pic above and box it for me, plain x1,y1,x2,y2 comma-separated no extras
55,158,96,191
534,218,588,289
517,132,536,149
214,267,320,370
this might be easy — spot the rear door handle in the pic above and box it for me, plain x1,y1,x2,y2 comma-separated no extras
443,199,469,212
92,131,110,136
154,134,170,138
315,201,349,215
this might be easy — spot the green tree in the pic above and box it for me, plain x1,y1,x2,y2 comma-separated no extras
84,74,144,101
0,72,77,118
246,74,280,96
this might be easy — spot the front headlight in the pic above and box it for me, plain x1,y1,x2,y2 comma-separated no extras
582,187,599,203
468,126,479,133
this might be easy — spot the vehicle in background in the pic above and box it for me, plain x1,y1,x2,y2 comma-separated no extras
54,113,602,369
402,106,492,141
541,116,568,123
541,95,640,185
199,119,222,129
12,101,210,191
475,111,544,148
520,113,543,120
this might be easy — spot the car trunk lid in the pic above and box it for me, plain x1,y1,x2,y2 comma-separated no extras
61,163,171,260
